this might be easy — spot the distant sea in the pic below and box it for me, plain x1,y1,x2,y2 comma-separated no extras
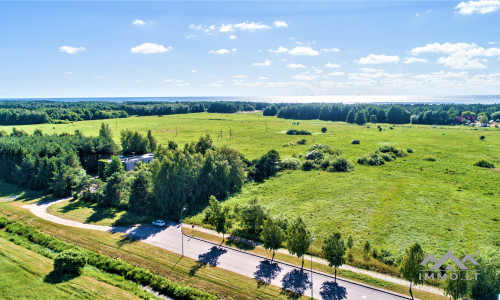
2,95,500,104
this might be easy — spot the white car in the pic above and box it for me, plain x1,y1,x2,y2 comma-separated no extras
152,220,166,227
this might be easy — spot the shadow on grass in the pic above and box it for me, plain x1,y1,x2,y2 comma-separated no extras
280,269,311,299
320,281,348,300
43,270,80,284
254,259,282,287
189,246,227,276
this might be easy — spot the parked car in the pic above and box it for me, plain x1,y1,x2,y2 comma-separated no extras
152,220,166,227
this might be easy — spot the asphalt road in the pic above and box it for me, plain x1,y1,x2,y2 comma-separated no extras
28,199,411,300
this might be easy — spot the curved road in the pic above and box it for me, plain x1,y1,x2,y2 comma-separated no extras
27,199,412,300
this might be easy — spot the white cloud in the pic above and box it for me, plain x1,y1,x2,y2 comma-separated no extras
259,76,271,80
360,68,380,73
229,35,237,39
220,24,234,32
131,43,171,54
59,46,85,54
320,48,340,53
191,70,197,73
234,21,270,31
232,75,247,79
253,60,272,67
286,63,306,68
410,42,500,69
65,71,73,75
273,21,288,27
357,54,400,64
326,72,345,76
455,0,500,15
292,74,317,80
288,46,319,56
403,57,428,64
268,46,290,53
324,63,340,68
163,79,173,82
209,48,230,54
132,19,146,26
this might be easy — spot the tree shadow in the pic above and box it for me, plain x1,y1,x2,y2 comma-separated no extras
188,246,227,276
253,259,282,287
113,222,174,246
86,206,119,224
43,270,80,284
320,281,348,300
60,199,91,213
280,269,311,299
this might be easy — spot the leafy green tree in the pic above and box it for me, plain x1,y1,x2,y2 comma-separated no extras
363,241,371,259
322,232,346,280
386,106,411,124
195,134,213,155
355,112,367,125
105,156,124,179
261,217,285,260
102,172,130,207
51,166,86,197
286,217,311,268
369,115,377,123
54,249,87,275
253,149,280,182
346,109,356,123
99,123,113,141
479,115,489,124
491,111,500,122
239,198,269,237
33,128,43,136
347,235,354,249
121,130,149,155
147,130,157,152
443,268,470,300
399,243,425,300
129,166,153,209
470,254,500,300
206,196,231,241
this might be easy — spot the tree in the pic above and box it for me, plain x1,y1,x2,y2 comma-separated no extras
479,115,489,124
54,249,87,275
129,166,153,210
147,130,157,152
369,115,377,123
253,150,280,182
286,217,310,268
51,166,86,197
261,217,285,261
347,235,354,249
239,198,269,237
322,232,346,281
263,105,278,116
386,106,411,124
99,123,113,141
206,196,231,241
399,243,425,300
321,127,327,133
102,172,130,207
470,254,500,300
346,109,356,123
363,241,371,259
355,112,367,125
491,111,500,122
105,156,124,179
443,267,470,300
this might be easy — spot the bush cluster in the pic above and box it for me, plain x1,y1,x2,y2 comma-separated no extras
4,221,216,300
280,158,302,170
423,156,437,162
286,129,311,135
54,249,87,274
305,150,324,160
301,160,315,171
358,153,386,166
358,146,409,166
323,156,354,172
474,159,495,168
297,139,307,145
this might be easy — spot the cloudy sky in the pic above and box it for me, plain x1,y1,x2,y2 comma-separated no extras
1,0,500,97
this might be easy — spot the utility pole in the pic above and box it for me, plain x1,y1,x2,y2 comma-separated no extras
180,207,187,256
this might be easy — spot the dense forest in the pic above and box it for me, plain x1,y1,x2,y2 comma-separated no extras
1,100,498,126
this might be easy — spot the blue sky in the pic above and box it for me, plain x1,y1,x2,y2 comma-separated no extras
1,0,500,97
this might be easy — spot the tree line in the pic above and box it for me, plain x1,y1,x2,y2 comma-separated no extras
265,103,500,125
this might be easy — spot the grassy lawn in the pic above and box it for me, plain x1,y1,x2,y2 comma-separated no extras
0,201,305,300
3,113,499,258
0,235,152,300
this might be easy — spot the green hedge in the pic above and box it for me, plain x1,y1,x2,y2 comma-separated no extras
4,221,216,300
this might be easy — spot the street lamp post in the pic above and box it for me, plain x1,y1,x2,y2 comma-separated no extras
180,207,187,256
311,236,315,299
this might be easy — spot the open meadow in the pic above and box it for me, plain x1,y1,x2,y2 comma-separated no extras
3,112,499,257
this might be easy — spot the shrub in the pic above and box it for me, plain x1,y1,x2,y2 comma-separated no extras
301,160,315,171
308,143,329,151
479,135,485,140
327,156,354,172
351,139,360,145
280,158,302,170
423,156,436,162
321,127,327,133
0,216,11,228
378,145,404,157
297,139,307,145
406,148,414,153
286,129,311,135
305,150,323,160
381,154,394,162
358,153,385,166
474,160,495,168
54,249,87,274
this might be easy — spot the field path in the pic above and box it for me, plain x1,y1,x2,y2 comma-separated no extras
26,199,427,300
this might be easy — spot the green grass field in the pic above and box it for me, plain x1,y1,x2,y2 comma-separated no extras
3,113,499,257
0,235,154,300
